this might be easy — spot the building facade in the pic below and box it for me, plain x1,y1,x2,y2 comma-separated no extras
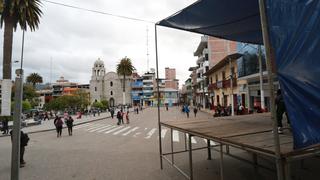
141,71,155,106
89,59,132,106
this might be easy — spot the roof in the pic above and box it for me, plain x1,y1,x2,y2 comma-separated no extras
157,0,262,44
203,53,242,76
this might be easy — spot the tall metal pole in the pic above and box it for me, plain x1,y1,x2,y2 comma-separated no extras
154,24,163,169
11,30,25,180
258,1,284,180
258,45,265,110
229,58,234,116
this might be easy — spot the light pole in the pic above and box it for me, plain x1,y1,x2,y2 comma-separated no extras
11,30,25,180
229,58,235,116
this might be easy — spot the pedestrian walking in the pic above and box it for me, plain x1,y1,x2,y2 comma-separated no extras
193,107,198,117
116,111,122,125
66,116,74,136
125,111,130,124
110,108,115,119
54,116,64,137
275,89,290,134
120,110,124,124
165,104,169,111
184,105,190,118
10,130,29,168
1,118,9,135
136,106,139,114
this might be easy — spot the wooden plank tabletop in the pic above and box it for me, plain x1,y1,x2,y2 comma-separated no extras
160,113,297,156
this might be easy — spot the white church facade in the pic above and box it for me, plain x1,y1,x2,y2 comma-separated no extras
90,59,132,107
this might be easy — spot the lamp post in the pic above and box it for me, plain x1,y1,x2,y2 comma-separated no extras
229,58,235,116
11,30,25,180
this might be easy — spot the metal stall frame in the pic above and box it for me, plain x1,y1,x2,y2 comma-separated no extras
154,1,317,179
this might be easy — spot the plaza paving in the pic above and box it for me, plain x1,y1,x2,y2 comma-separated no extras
0,107,319,180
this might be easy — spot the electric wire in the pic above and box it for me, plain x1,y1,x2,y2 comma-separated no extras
42,0,155,24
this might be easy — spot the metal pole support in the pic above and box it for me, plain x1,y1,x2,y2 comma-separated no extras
11,69,24,180
171,128,174,165
220,143,224,180
207,139,212,160
188,134,194,180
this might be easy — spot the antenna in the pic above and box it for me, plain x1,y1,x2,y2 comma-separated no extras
146,26,149,71
50,57,52,84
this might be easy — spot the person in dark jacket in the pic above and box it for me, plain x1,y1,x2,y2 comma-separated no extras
275,89,290,134
10,130,29,168
193,107,198,117
66,116,74,136
2,119,9,134
54,116,63,137
116,111,122,125
110,108,115,119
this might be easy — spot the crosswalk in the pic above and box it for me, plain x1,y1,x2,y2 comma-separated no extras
73,122,217,145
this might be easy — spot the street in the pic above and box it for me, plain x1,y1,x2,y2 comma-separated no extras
0,108,319,180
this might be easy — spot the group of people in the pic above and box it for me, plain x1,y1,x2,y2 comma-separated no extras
116,110,130,125
53,114,74,137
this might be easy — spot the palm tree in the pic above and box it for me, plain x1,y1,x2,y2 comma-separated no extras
1,0,42,79
116,57,135,105
26,72,43,87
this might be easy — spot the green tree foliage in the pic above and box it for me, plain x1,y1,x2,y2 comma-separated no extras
44,94,90,111
91,101,104,109
116,57,135,92
26,72,43,87
11,100,32,112
1,0,42,79
100,100,109,110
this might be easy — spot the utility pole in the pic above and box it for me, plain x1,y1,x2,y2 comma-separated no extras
11,30,25,180
258,45,265,110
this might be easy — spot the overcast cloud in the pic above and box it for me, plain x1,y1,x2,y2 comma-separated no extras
0,0,200,86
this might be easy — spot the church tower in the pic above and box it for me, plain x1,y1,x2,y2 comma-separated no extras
90,58,105,103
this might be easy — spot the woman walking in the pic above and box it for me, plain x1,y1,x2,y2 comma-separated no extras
66,116,74,136
125,111,130,124
54,116,64,137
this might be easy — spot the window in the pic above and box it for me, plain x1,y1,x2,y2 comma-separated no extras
231,67,235,77
210,77,213,84
110,81,113,87
110,91,113,95
222,71,226,80
95,87,97,91
215,75,218,82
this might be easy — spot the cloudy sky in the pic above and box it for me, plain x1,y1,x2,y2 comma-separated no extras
0,0,201,86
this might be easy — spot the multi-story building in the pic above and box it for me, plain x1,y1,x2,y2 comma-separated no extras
164,67,179,90
237,43,278,112
205,53,243,114
193,35,237,109
52,76,78,97
89,59,132,106
141,70,155,106
131,77,143,106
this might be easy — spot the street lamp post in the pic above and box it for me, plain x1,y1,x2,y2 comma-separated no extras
11,30,25,180
229,58,235,116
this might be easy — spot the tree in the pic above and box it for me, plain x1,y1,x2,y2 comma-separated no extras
116,57,135,105
1,0,42,79
101,99,109,110
92,101,104,109
26,72,43,87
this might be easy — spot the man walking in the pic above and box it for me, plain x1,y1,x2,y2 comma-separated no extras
66,116,74,136
193,107,198,117
275,89,290,134
110,108,115,119
10,130,29,168
2,118,9,135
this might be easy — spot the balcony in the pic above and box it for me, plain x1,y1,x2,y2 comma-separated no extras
208,78,237,90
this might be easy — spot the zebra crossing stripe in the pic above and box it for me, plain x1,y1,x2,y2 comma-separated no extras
161,129,167,138
73,124,91,130
104,126,124,134
173,130,179,142
122,127,139,136
113,126,131,135
86,124,104,131
186,134,197,144
89,125,111,132
145,128,157,139
97,125,116,133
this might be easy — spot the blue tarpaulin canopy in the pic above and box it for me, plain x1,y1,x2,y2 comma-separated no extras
157,0,263,44
157,0,320,149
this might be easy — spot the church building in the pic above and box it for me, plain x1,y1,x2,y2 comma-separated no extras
89,59,132,107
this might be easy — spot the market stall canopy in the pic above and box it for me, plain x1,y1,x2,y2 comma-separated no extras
157,0,320,150
157,0,263,44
